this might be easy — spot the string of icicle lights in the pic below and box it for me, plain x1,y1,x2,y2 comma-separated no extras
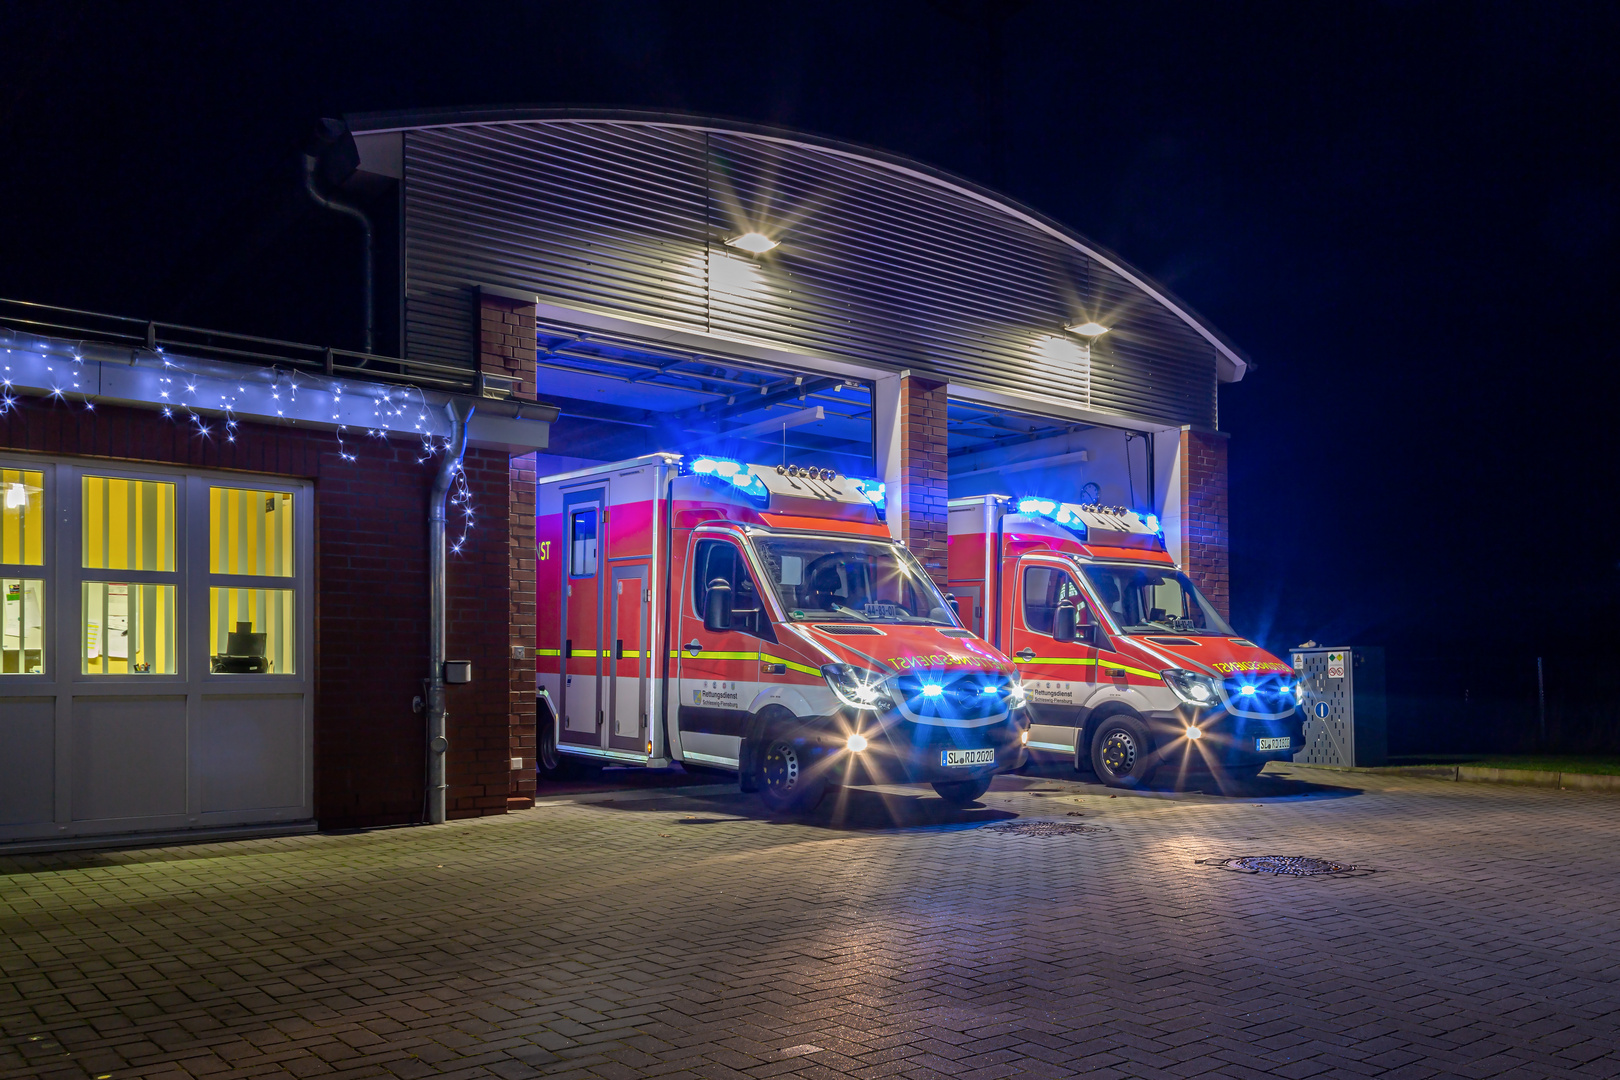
0,339,477,555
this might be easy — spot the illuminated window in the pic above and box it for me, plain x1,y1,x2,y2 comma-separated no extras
210,487,294,577
83,582,176,675
2,468,45,566
2,578,45,673
1,468,47,675
208,486,296,675
83,476,175,571
209,588,294,674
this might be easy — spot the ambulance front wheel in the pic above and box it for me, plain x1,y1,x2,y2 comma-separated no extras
758,733,828,814
932,778,992,806
1090,715,1157,789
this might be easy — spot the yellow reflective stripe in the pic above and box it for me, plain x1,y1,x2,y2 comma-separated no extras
1015,655,1162,680
536,649,561,657
1016,656,1098,666
761,654,820,676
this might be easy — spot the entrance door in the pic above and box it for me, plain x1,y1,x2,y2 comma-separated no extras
607,563,649,752
675,534,764,769
559,487,605,748
1010,557,1095,753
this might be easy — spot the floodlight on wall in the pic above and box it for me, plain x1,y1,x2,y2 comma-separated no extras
1064,320,1110,337
725,232,778,254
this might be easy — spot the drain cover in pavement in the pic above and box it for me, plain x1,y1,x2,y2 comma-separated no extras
983,820,1109,837
1199,855,1360,876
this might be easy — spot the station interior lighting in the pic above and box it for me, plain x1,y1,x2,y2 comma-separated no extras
1065,320,1110,337
725,232,778,254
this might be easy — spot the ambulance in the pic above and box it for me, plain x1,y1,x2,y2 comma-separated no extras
534,454,1029,813
946,494,1303,788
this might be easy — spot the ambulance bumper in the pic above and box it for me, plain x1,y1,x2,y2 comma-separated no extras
1143,706,1304,766
835,710,1027,786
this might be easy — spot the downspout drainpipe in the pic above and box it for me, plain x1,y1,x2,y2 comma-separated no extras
427,399,474,825
301,153,374,357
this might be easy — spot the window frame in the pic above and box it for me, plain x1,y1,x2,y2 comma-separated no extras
0,460,53,679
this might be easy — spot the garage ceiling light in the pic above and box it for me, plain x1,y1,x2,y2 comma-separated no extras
1065,321,1110,337
725,232,778,254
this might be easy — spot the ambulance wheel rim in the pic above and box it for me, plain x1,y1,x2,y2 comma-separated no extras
1099,730,1137,774
763,740,801,792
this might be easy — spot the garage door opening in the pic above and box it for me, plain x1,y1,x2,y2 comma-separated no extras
948,399,1160,514
532,321,875,478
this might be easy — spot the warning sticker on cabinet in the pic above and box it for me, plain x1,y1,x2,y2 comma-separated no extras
1327,652,1346,679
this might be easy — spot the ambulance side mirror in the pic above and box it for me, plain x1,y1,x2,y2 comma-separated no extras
703,578,734,633
1052,600,1078,644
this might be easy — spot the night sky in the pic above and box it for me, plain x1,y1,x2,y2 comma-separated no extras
2,2,1615,750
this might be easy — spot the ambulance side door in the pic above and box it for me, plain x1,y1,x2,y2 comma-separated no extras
558,486,606,749
1009,557,1095,754
675,533,769,769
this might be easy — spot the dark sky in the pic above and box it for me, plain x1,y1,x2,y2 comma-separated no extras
2,1,1616,746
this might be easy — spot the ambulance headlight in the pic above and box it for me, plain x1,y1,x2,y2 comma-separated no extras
1292,683,1305,703
845,732,868,753
1007,681,1027,707
1162,669,1220,707
821,664,892,711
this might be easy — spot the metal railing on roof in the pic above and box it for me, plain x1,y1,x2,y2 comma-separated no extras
0,298,480,395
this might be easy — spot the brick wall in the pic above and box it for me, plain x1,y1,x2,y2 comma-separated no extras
507,452,538,809
898,375,950,586
0,395,517,830
1180,428,1231,618
477,293,540,810
478,293,538,403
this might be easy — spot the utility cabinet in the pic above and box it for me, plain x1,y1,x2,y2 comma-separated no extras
1292,646,1387,767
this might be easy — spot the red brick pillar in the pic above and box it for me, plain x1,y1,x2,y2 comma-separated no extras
898,376,949,587
507,452,538,809
478,293,538,402
1179,428,1230,618
476,291,539,810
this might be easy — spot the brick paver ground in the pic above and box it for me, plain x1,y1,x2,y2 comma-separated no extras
4,763,1619,1080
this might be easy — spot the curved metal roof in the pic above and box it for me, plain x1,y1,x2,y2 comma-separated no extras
348,108,1248,430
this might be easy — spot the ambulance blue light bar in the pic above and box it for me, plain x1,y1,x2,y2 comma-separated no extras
851,478,886,511
685,456,768,500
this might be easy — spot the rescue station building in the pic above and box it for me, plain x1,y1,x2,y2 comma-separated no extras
0,110,1248,851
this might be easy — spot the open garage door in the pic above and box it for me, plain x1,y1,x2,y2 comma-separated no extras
947,399,1162,514
532,320,875,477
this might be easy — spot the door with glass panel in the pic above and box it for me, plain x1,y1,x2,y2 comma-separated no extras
558,486,606,748
0,457,312,846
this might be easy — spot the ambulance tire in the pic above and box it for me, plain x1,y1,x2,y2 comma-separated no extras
932,778,993,806
757,729,828,815
1090,715,1157,789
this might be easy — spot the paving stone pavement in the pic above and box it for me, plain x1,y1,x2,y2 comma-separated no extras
4,764,1620,1080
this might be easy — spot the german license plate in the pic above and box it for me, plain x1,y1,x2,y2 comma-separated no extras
1256,737,1291,752
942,748,995,767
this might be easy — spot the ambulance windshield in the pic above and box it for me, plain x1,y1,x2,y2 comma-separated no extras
1081,564,1236,636
753,535,958,625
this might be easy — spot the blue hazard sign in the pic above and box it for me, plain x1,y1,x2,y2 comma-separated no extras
1314,701,1330,719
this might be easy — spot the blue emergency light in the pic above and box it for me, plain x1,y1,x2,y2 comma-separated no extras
686,456,767,499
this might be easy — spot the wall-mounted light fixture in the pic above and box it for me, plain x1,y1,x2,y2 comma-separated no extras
1064,320,1110,337
725,232,778,254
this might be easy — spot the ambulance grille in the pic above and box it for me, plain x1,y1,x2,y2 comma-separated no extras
895,672,1011,719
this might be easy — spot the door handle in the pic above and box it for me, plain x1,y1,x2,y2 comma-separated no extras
614,639,623,660
1016,647,1036,661
684,639,703,655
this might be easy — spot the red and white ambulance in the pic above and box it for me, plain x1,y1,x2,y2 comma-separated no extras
947,494,1302,788
535,454,1029,812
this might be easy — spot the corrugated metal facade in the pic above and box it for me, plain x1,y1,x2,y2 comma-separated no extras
400,119,1220,429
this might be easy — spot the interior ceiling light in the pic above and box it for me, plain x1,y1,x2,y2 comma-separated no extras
1065,320,1110,337
725,232,778,254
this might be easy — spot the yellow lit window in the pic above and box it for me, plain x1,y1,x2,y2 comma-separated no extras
2,577,45,674
83,476,176,571
83,582,175,675
210,487,294,577
209,588,295,674
1,469,45,566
